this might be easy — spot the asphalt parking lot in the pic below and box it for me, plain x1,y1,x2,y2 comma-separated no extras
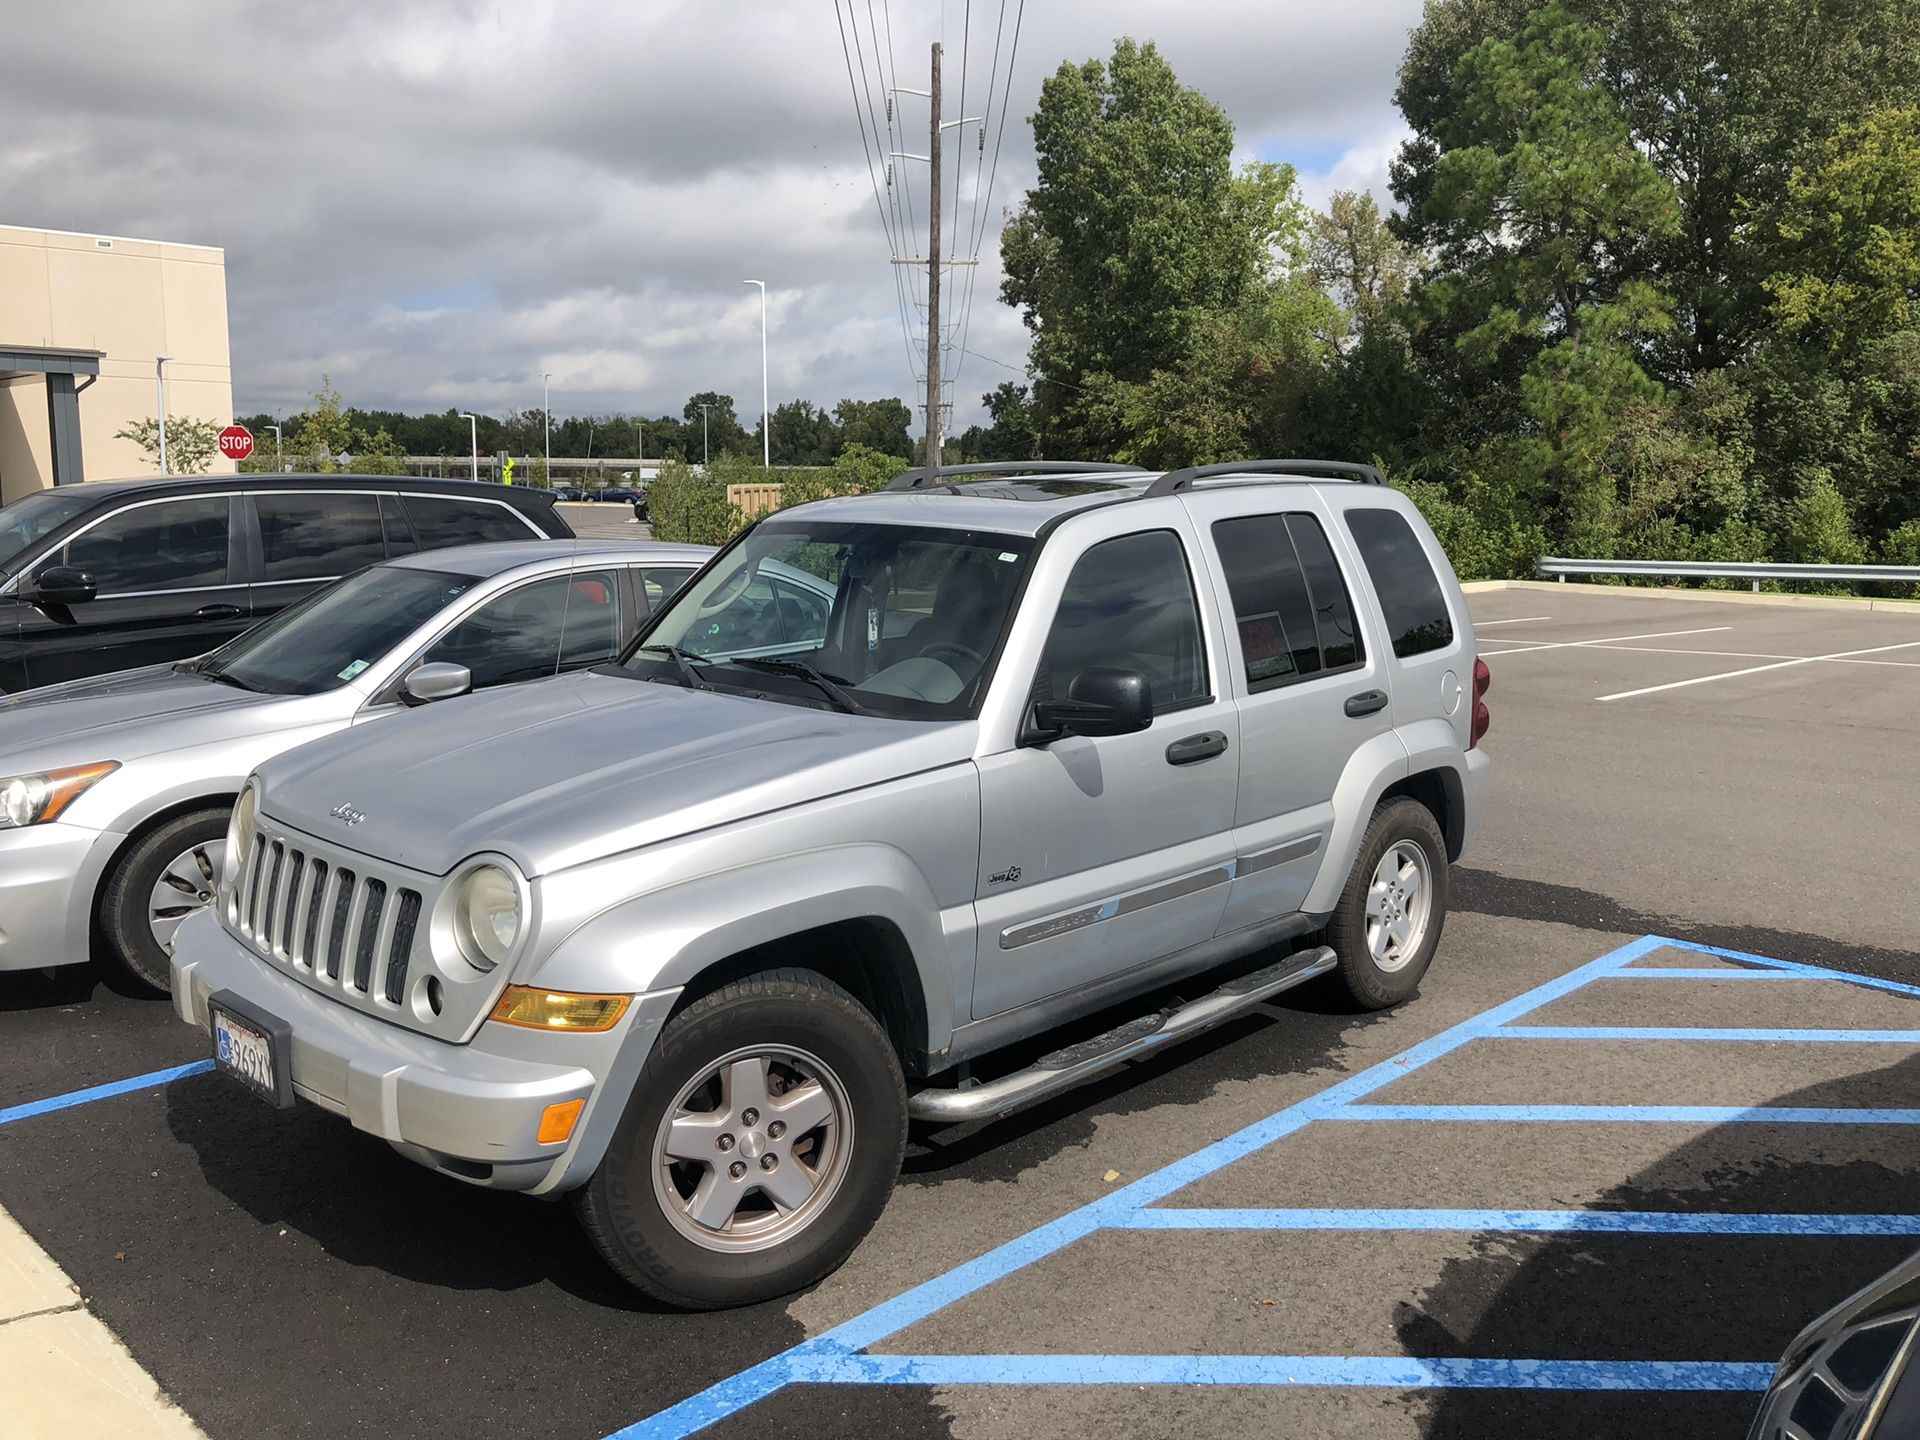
4,585,1920,1440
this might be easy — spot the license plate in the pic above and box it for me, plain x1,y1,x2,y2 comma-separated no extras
210,993,294,1109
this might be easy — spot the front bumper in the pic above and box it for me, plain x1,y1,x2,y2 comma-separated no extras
0,821,117,972
170,912,676,1193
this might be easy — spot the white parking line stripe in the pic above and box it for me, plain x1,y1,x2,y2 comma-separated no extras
1472,615,1554,627
1598,638,1920,701
1584,643,1920,668
1482,626,1734,658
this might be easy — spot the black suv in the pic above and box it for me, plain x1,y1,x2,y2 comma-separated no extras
0,475,572,692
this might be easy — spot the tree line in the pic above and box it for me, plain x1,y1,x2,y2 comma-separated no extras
972,4,1920,577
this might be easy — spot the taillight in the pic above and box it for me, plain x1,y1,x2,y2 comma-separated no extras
1470,657,1491,748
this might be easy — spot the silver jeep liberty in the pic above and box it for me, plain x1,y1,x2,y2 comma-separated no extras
170,459,1490,1309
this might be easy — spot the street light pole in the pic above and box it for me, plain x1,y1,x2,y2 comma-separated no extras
743,280,768,468
459,412,479,484
541,372,553,486
698,403,711,466
154,356,171,473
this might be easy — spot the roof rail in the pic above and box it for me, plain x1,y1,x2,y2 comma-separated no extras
883,460,1150,492
1142,458,1390,499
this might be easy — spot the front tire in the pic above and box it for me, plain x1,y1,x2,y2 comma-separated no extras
1325,797,1449,1010
574,968,907,1309
99,807,230,996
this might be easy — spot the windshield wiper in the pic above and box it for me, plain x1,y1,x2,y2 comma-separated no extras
198,665,264,693
633,644,715,691
729,656,863,714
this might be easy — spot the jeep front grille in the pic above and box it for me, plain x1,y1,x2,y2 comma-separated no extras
231,830,423,1015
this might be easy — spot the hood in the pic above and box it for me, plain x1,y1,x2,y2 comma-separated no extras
0,664,300,769
254,670,976,877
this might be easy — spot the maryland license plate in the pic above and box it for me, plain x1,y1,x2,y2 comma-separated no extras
210,994,294,1109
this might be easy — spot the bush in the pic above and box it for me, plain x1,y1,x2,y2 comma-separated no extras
647,460,745,544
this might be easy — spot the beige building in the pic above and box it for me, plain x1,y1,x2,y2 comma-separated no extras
0,223,235,504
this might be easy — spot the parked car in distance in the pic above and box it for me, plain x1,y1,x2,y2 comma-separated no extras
632,491,649,524
0,475,573,694
171,458,1489,1309
548,486,584,503
1748,1247,1920,1439
0,539,711,993
595,487,640,504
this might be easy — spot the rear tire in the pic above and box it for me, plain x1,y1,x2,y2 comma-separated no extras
574,968,907,1309
99,806,230,996
1325,797,1449,1010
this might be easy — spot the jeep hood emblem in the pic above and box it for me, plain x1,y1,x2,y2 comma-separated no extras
329,802,367,827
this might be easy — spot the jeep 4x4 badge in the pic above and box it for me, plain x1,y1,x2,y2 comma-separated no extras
329,803,366,826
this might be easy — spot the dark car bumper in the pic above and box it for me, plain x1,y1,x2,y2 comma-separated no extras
1749,1247,1920,1438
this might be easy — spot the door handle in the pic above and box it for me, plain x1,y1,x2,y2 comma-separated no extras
195,604,245,621
1344,689,1389,718
1165,730,1229,766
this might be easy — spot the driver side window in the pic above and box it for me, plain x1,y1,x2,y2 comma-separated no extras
1040,530,1209,712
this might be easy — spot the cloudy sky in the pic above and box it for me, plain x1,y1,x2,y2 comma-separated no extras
1,0,1422,431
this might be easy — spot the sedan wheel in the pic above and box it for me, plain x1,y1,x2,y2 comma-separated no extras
148,838,226,955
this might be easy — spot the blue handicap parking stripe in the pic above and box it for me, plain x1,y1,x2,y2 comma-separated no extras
1332,1103,1920,1125
1497,1025,1920,1043
1619,939,1920,999
1119,1208,1920,1236
1609,967,1808,980
0,1059,214,1127
784,1352,1777,1392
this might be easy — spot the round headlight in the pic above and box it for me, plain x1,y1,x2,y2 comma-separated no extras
228,786,258,877
1,776,43,829
453,864,522,972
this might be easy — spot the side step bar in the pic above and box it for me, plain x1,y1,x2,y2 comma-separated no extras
907,946,1337,1125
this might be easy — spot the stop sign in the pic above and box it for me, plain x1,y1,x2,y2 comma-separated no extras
217,424,255,462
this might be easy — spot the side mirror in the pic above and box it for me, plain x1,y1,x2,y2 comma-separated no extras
29,565,98,606
401,661,473,705
1027,666,1153,743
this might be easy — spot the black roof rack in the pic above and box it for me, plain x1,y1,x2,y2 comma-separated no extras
1142,459,1389,499
883,460,1150,492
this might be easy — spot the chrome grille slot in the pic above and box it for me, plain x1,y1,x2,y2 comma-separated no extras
385,890,422,1006
279,851,306,956
325,869,356,980
259,842,286,943
298,860,329,967
352,879,388,993
244,835,269,932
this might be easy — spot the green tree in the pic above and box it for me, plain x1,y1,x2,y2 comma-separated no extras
766,400,841,465
113,415,221,473
1310,190,1413,341
683,393,749,460
1001,39,1303,454
832,397,913,457
955,383,1038,461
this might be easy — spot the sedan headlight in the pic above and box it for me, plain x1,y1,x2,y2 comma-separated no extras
451,863,523,972
0,762,119,829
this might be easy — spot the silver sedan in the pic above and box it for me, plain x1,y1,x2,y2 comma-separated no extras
0,538,712,992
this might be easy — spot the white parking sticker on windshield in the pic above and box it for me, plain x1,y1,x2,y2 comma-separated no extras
868,608,879,651
337,659,370,681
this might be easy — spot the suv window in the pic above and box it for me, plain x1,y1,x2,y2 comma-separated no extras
1212,513,1364,688
1043,530,1207,710
1346,508,1455,658
640,566,696,610
422,570,621,689
403,496,534,548
256,492,386,581
59,497,230,593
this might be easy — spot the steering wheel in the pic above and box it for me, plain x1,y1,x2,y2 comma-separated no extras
919,639,985,669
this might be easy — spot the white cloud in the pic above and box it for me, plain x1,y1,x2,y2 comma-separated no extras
0,0,1425,429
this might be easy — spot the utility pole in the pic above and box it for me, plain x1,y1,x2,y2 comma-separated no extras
923,41,944,471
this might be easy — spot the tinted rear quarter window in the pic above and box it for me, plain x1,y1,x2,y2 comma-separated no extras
1211,513,1365,688
1345,508,1455,658
404,496,536,548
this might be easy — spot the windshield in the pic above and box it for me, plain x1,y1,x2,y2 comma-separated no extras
629,520,1036,719
198,565,479,696
0,488,99,577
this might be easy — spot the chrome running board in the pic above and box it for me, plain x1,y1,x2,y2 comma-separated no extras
908,945,1337,1125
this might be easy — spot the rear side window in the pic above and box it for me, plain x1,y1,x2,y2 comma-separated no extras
1345,508,1455,658
256,493,385,581
1211,513,1364,690
403,496,536,548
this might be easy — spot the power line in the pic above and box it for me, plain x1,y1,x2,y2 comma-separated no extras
833,0,921,379
950,0,1023,387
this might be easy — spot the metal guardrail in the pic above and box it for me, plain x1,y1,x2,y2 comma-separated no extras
1537,557,1920,592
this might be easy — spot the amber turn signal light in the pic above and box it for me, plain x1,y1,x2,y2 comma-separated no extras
488,986,631,1033
537,1098,586,1145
